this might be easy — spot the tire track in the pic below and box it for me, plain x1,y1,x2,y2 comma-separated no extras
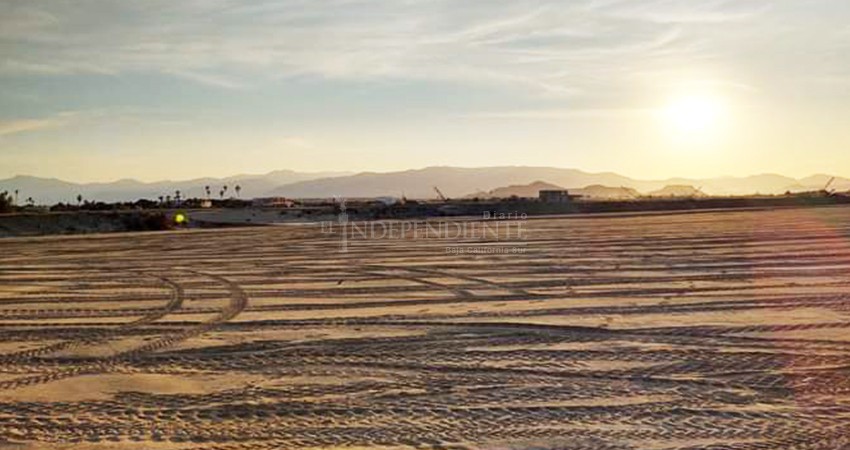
0,270,247,392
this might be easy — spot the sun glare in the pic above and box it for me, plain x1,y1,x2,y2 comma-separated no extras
661,94,726,135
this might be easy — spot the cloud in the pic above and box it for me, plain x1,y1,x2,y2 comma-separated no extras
589,0,768,24
0,118,59,136
166,70,247,90
1,59,70,75
460,108,653,120
0,110,97,137
0,0,794,97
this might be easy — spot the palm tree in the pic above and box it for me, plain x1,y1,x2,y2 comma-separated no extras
13,189,19,206
219,189,225,199
165,195,171,205
175,190,182,204
235,185,242,198
76,194,83,206
26,197,34,207
205,185,211,199
158,195,164,206
0,191,10,213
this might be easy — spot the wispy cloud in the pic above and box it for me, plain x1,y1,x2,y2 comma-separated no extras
166,70,247,90
588,0,769,24
0,0,796,96
461,108,653,120
0,118,59,136
0,110,88,136
0,110,105,137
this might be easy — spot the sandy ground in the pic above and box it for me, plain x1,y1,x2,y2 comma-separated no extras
1,206,850,449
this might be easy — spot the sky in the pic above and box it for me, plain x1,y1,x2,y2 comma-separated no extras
1,0,849,182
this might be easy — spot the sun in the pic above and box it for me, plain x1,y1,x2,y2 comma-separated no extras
661,94,726,135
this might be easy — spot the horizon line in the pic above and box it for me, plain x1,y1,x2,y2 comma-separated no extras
0,165,843,187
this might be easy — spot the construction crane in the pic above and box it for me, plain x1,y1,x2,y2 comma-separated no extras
433,186,448,202
824,177,836,194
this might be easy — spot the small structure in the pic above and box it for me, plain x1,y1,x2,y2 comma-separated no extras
252,197,296,208
539,190,575,203
375,196,400,206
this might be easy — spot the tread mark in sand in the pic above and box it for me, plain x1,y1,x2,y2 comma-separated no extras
0,270,248,392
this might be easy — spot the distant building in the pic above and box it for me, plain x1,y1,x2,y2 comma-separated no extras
252,197,296,208
374,196,400,206
539,190,575,203
200,199,213,208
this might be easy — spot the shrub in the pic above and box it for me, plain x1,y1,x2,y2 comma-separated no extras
121,212,173,232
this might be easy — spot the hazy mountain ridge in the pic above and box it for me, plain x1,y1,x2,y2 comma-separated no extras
468,181,642,200
269,167,850,199
270,167,650,199
648,185,708,198
0,170,351,204
464,181,565,199
573,185,642,199
2,167,849,204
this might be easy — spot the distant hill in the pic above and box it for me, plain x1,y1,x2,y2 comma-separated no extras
648,185,707,198
571,185,640,199
463,181,641,200
270,168,850,199
798,174,850,193
3,166,850,204
269,166,642,199
466,181,564,199
0,170,351,204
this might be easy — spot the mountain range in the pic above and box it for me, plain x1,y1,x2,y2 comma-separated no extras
266,167,850,199
0,170,350,205
1,167,849,204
